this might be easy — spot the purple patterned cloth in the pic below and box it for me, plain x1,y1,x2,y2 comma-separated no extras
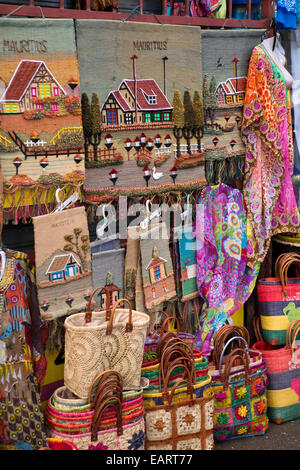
194,183,260,357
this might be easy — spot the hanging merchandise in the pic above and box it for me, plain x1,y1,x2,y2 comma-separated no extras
75,19,206,204
290,27,300,175
257,253,300,346
241,33,300,267
139,222,177,310
144,341,214,450
277,0,297,30
64,294,149,398
201,29,263,187
253,320,300,424
194,183,260,358
0,18,84,224
48,370,146,450
124,226,141,308
32,205,92,321
209,336,268,441
176,225,199,303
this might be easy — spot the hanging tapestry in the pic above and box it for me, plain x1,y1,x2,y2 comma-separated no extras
177,226,199,302
194,183,260,358
91,247,125,308
241,43,300,267
32,206,92,321
139,222,177,310
200,29,262,187
75,20,206,202
0,18,84,222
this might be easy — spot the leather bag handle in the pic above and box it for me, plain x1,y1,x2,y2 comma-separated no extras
88,370,123,404
222,350,251,390
275,253,300,297
85,285,111,323
91,396,123,441
106,298,133,335
212,325,250,367
218,336,249,370
166,378,194,408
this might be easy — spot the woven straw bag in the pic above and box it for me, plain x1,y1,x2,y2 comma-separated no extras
252,320,300,424
144,360,214,450
257,253,300,345
49,370,146,450
64,289,149,398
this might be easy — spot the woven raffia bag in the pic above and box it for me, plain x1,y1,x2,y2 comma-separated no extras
64,288,149,398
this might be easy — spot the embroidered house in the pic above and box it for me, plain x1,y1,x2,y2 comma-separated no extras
101,79,173,126
46,253,82,282
0,60,66,114
99,283,121,309
143,246,176,306
215,77,247,106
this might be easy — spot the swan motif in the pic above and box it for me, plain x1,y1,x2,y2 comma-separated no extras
152,166,163,180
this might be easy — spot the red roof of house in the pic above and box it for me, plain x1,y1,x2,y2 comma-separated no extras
100,284,121,293
122,79,172,111
228,77,247,93
111,90,131,112
146,257,167,270
3,60,41,101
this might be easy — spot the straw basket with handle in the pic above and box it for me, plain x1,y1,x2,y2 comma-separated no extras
257,253,300,345
64,288,149,398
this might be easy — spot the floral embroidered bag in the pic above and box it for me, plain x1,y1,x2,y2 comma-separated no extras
209,337,268,442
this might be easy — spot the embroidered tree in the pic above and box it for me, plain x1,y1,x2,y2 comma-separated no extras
202,74,211,127
81,93,93,160
172,90,184,158
89,92,103,161
193,90,204,153
183,90,196,155
209,76,217,126
106,271,113,286
64,228,90,272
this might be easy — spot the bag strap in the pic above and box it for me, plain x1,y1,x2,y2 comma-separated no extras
275,253,300,297
106,298,133,335
85,285,111,323
212,325,250,367
218,336,249,370
253,315,263,343
88,370,123,404
161,358,195,399
90,395,123,441
222,350,251,390
166,378,195,409
286,319,300,350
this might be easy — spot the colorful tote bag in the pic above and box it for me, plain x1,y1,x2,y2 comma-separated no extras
144,354,214,450
258,253,300,346
0,18,84,223
253,320,300,424
49,370,146,451
209,338,268,442
32,206,92,321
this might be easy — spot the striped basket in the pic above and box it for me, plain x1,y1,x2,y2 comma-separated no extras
252,320,300,424
257,253,300,345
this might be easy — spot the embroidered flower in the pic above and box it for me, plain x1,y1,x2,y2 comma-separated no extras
253,423,264,433
236,426,248,435
217,412,230,425
215,430,230,441
128,430,145,450
154,419,165,431
235,405,248,419
252,378,265,397
215,391,227,402
234,385,247,400
88,442,109,450
254,400,266,416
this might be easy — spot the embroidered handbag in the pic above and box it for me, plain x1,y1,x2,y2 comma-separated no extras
144,363,214,450
49,370,145,451
209,338,268,442
252,319,300,424
64,292,149,398
257,253,300,345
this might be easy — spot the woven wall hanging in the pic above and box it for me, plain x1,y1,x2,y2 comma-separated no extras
32,206,92,321
75,20,206,202
0,18,84,221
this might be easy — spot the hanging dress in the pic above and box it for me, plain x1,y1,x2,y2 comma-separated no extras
241,43,300,267
194,183,260,358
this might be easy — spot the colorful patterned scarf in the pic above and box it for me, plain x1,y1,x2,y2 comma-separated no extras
194,183,260,357
241,45,300,267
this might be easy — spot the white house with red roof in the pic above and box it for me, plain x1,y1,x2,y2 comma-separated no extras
0,59,66,114
101,78,173,126
215,76,247,106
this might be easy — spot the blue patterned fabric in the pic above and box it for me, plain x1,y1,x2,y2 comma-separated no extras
277,0,297,29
